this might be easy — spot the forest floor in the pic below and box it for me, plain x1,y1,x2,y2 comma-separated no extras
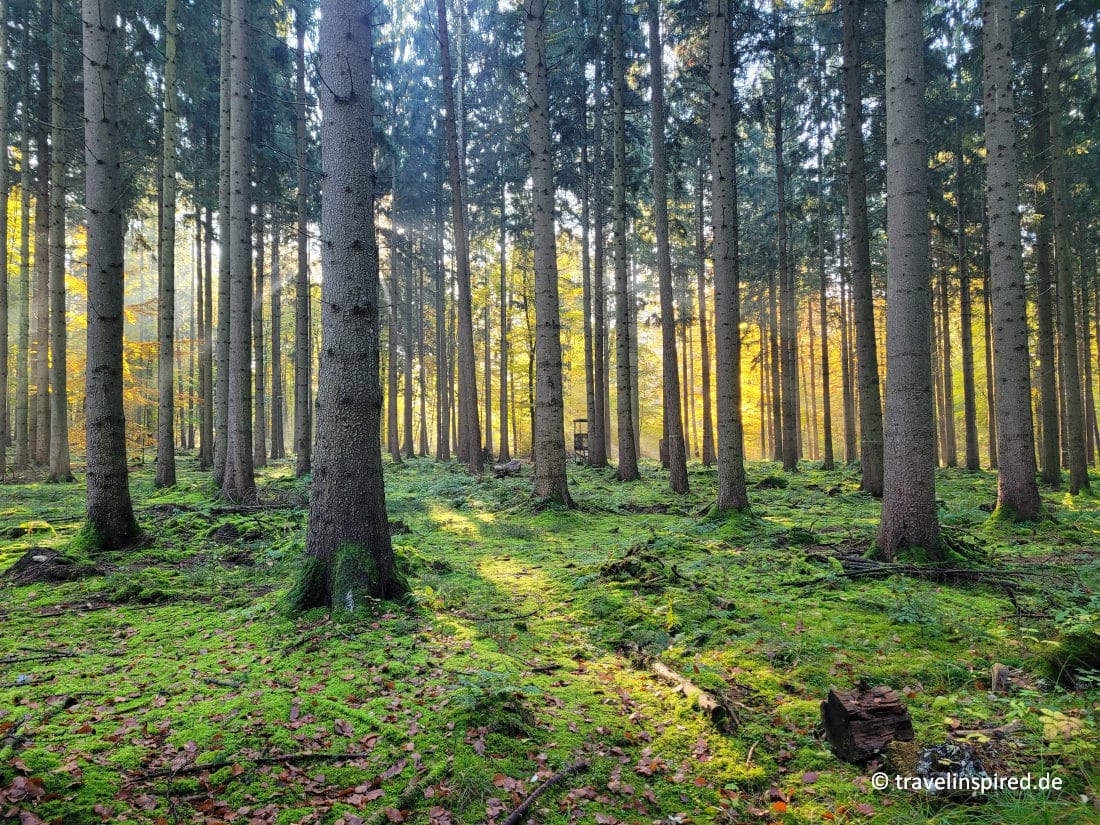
0,456,1098,825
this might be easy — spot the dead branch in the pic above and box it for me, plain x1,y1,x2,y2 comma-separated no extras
501,758,589,825
651,661,737,731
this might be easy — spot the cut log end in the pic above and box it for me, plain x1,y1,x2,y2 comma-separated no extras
821,685,914,764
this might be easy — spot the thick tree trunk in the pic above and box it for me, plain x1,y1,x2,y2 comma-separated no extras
292,0,405,611
270,220,285,459
649,0,688,493
253,207,267,469
436,0,482,473
1045,0,1089,494
222,0,256,502
876,0,940,560
47,0,71,483
982,0,1041,519
524,0,572,505
696,162,715,466
709,0,750,512
82,0,140,549
155,0,179,487
293,10,312,477
612,0,639,481
841,0,884,496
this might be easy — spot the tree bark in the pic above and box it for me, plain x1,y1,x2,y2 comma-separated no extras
48,0,71,482
695,160,715,466
590,47,609,468
215,0,232,486
816,59,834,470
937,262,957,467
222,0,256,502
293,8,312,477
841,0,884,496
498,182,511,463
0,0,8,478
649,0,688,493
524,0,572,505
612,0,639,481
387,177,401,464
155,0,179,487
33,53,50,468
82,0,140,549
982,0,1041,518
709,0,750,512
1045,0,1089,494
270,219,285,459
774,30,798,472
253,206,267,469
14,47,31,473
956,120,979,471
876,0,940,560
292,0,406,611
435,0,482,473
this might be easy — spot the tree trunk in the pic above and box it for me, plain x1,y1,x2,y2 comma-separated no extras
0,0,8,478
956,122,979,471
774,39,798,472
201,207,215,467
612,0,639,481
981,227,997,468
816,62,834,470
82,0,140,549
696,160,715,466
434,189,450,461
222,0,256,503
270,219,285,459
293,8,312,477
524,0,572,505
498,183,511,463
709,0,750,512
155,0,179,487
590,48,609,468
877,0,939,561
46,0,71,482
214,0,232,486
292,0,406,611
253,207,267,469
1045,0,1089,494
387,185,402,464
33,57,50,468
435,0,482,473
982,0,1041,519
839,240,857,464
418,252,429,456
649,0,688,493
581,126,595,466
841,0,884,496
14,62,30,473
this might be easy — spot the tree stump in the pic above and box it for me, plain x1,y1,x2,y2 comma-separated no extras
492,459,522,478
821,685,914,763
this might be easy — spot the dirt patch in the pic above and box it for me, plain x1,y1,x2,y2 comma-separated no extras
3,548,102,585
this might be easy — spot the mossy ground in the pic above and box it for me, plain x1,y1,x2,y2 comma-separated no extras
1,456,1098,824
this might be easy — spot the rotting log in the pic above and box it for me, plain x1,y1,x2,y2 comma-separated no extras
821,685,914,763
651,661,736,731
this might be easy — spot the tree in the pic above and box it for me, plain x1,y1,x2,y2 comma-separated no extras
524,0,572,506
436,0,482,473
0,0,8,481
47,0,72,483
1045,0,1089,494
156,0,179,488
876,0,939,560
708,0,749,513
292,0,406,610
649,0,687,493
981,0,1042,520
840,0,884,496
214,0,232,485
222,0,256,502
612,0,639,482
695,160,715,466
269,220,285,459
294,6,311,478
82,0,140,549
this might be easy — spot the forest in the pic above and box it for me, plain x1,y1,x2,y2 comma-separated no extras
0,0,1099,821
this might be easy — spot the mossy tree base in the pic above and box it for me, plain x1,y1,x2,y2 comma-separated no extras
290,543,408,613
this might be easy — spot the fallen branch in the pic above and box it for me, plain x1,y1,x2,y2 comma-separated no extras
132,750,377,780
363,763,450,825
501,758,589,825
651,661,737,731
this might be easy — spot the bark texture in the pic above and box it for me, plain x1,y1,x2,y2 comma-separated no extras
293,0,406,610
82,0,140,549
